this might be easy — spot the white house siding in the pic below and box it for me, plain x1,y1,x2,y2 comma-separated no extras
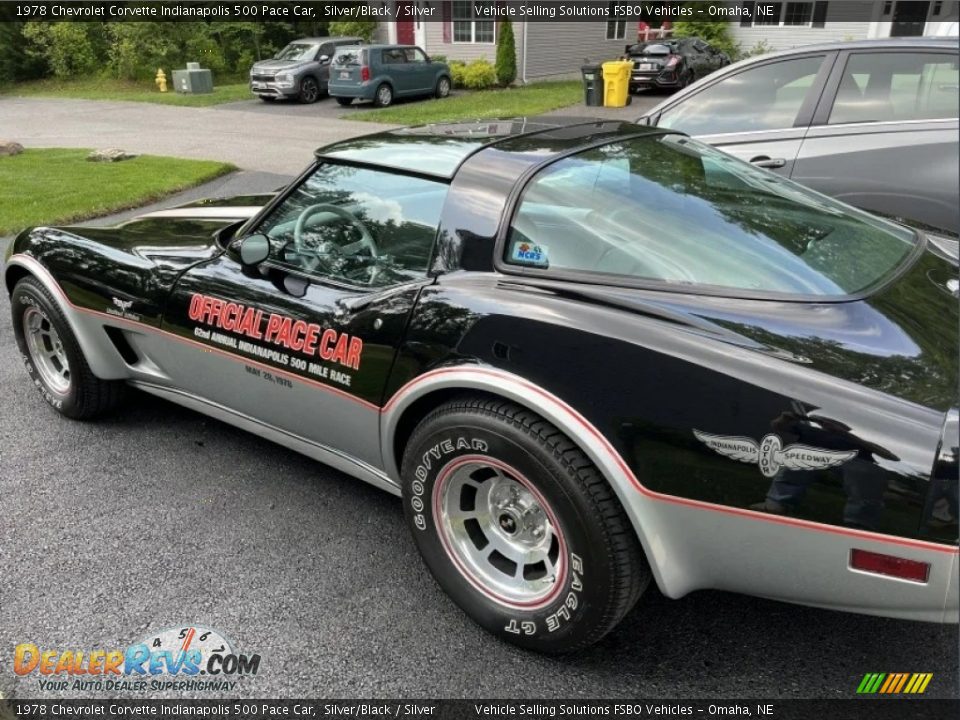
523,22,631,80
729,2,876,52
420,20,527,65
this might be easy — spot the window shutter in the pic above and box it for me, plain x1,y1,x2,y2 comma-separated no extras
443,2,451,43
812,2,828,28
741,2,755,27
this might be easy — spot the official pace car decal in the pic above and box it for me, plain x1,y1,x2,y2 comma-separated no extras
187,292,363,388
693,430,857,478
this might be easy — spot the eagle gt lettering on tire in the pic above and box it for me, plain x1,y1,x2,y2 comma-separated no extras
401,395,650,653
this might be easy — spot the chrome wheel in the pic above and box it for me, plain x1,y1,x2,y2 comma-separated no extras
375,84,392,107
22,305,71,394
437,77,450,98
434,457,566,608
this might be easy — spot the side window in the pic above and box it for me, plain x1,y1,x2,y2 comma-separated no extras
405,48,428,64
658,55,826,136
318,44,333,60
383,49,405,65
255,164,448,288
829,52,959,125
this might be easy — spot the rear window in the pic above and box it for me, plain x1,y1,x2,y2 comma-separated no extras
504,134,916,298
333,47,365,66
641,44,674,56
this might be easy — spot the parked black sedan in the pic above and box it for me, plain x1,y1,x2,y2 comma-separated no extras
627,37,729,92
5,119,958,654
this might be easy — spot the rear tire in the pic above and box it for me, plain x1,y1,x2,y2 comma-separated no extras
373,83,393,108
335,97,353,106
11,277,124,419
401,395,649,653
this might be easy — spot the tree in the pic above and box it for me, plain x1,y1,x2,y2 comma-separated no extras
328,20,378,42
495,20,517,86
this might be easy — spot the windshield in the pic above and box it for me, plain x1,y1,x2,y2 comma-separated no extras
505,134,917,297
275,43,319,61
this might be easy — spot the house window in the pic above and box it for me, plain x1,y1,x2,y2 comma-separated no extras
452,1,496,43
606,3,627,39
606,20,627,40
752,1,818,26
934,1,943,15
783,2,814,24
882,1,892,15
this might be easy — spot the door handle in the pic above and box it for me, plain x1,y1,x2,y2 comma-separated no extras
749,155,786,169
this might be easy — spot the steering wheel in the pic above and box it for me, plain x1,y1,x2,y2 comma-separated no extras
293,203,378,259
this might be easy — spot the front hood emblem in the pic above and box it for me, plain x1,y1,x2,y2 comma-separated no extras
693,430,857,478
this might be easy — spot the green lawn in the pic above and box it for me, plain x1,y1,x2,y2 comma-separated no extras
1,78,253,107
0,149,235,235
348,81,582,124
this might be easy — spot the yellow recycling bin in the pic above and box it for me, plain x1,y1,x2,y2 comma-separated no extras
602,60,633,108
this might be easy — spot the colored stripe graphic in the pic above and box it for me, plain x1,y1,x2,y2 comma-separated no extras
857,673,933,694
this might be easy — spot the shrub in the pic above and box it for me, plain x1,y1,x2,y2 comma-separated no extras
22,23,102,79
461,59,497,90
495,20,517,86
430,54,447,64
449,60,467,88
744,40,773,58
671,20,740,61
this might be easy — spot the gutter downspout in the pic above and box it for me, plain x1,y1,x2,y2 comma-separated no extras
521,20,528,84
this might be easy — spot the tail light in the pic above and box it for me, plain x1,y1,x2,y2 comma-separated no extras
665,56,680,68
361,66,370,82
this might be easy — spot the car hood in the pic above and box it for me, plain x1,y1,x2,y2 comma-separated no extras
252,59,308,73
7,194,272,324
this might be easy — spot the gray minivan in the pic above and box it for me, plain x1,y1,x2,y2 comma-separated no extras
639,37,959,235
328,45,451,108
250,36,363,103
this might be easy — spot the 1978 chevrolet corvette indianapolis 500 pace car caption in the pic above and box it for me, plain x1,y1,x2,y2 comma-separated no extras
5,120,958,653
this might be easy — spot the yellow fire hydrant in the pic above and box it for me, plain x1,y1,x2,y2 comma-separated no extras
155,69,167,93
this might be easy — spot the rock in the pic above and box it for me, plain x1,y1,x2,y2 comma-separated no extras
0,141,24,157
87,148,138,163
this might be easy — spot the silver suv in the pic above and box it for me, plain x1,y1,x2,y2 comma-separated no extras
250,37,363,104
640,37,959,235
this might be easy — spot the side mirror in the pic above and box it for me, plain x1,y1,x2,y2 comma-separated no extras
319,54,330,64
239,233,270,266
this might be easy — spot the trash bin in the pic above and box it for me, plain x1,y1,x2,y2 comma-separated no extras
602,60,633,108
581,63,603,107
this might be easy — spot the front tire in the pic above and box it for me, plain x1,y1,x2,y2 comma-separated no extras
373,83,393,107
401,395,649,653
298,77,320,104
11,276,123,419
435,76,451,99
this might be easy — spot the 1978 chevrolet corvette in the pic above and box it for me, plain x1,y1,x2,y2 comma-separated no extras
5,120,958,652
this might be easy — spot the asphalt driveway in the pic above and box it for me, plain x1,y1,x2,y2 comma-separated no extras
0,94,956,703
0,91,661,175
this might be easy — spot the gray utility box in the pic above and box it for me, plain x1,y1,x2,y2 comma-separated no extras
172,62,213,94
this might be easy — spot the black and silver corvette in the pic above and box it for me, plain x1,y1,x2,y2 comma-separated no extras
5,120,958,653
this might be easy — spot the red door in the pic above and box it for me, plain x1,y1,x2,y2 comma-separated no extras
396,2,415,44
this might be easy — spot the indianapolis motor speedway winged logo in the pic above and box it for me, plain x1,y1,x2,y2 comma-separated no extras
693,430,857,478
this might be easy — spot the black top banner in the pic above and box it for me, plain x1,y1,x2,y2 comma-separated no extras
4,699,960,720
0,1,882,24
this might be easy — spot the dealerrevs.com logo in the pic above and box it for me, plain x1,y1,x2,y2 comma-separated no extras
13,626,260,693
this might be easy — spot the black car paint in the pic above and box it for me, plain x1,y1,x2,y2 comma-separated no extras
5,121,957,548
627,38,729,91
